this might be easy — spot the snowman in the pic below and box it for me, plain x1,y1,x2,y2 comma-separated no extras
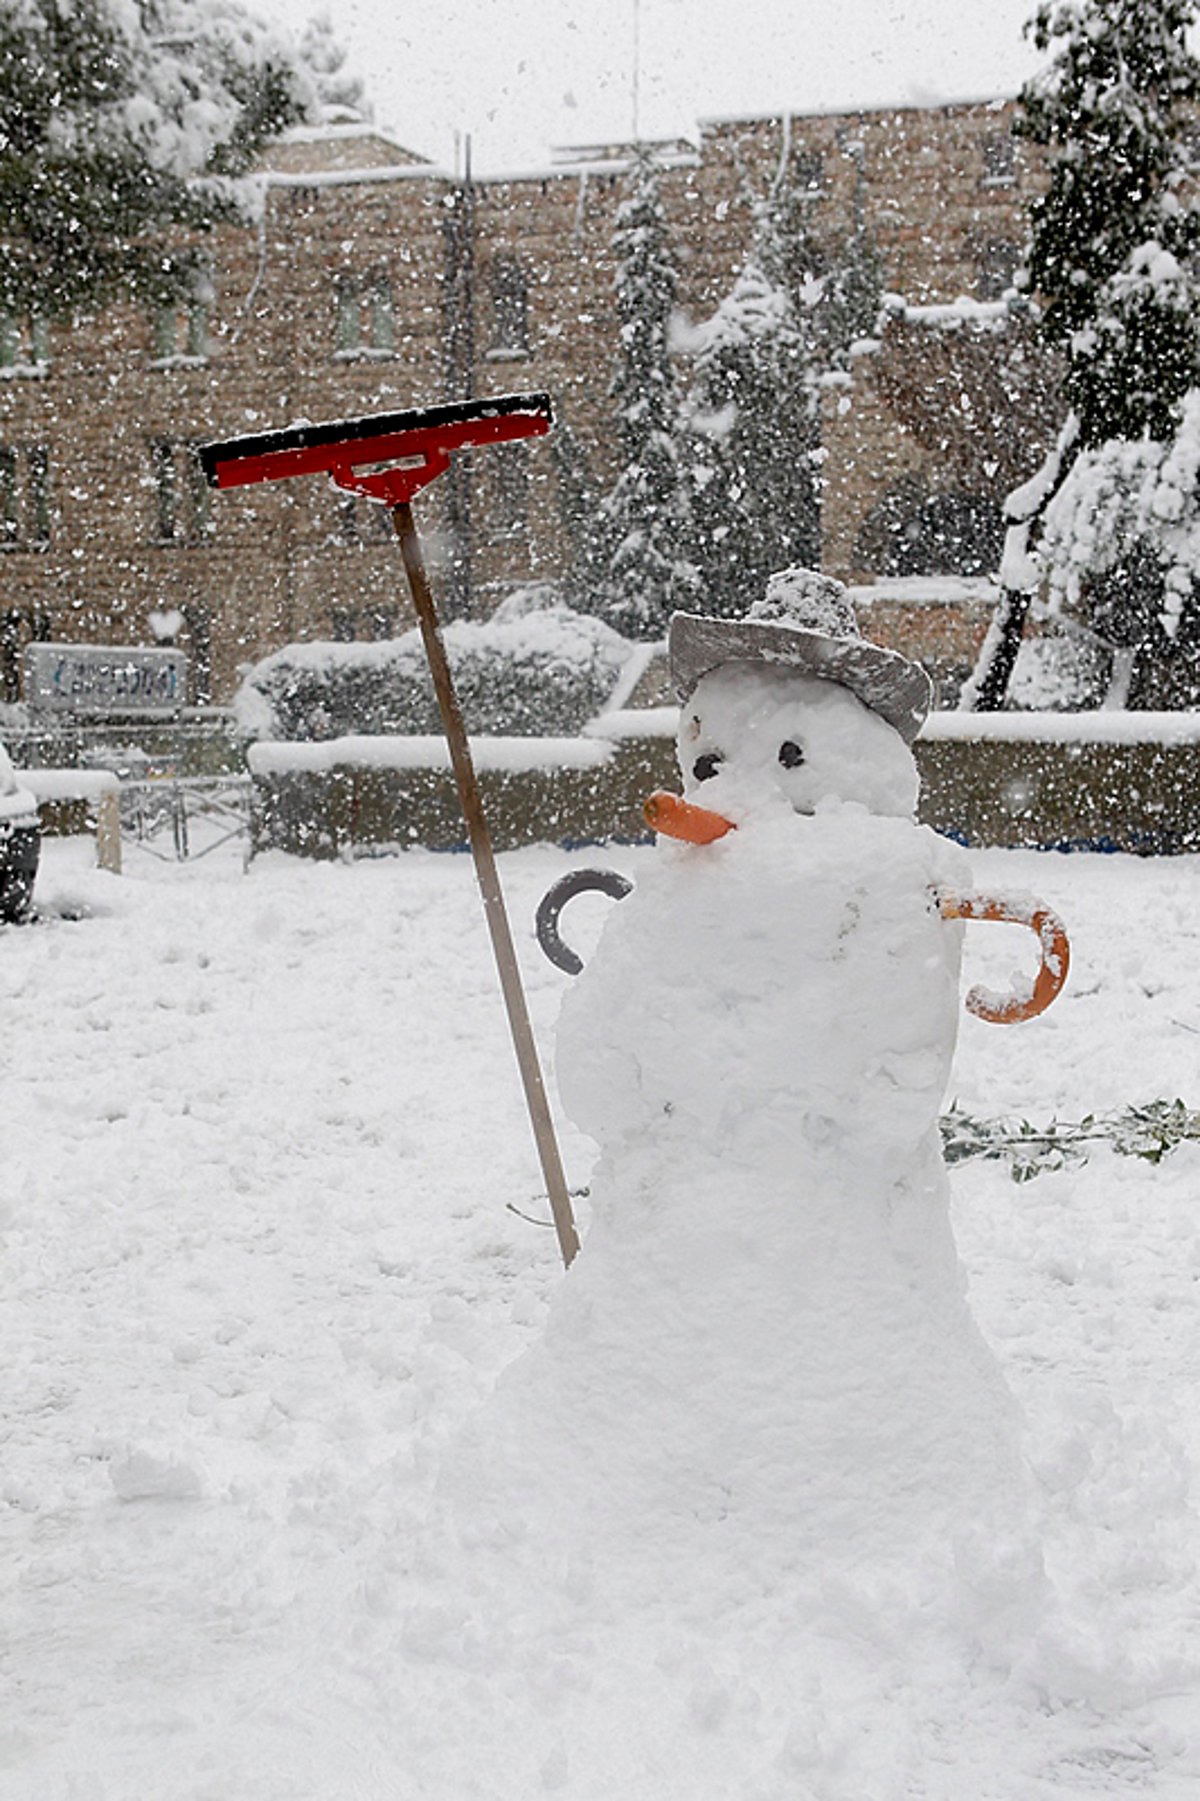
448,570,1066,1642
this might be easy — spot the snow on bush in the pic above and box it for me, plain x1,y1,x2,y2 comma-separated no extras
1008,629,1110,711
1037,388,1200,639
234,589,635,741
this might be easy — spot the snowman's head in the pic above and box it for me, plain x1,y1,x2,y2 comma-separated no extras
677,661,920,821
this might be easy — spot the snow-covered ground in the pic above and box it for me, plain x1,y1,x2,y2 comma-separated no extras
4,830,1200,1798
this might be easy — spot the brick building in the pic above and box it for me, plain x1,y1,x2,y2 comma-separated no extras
0,99,1056,707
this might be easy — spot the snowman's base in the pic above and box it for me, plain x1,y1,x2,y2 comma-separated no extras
442,1130,1043,1669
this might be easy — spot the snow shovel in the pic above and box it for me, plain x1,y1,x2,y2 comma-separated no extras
200,394,580,1269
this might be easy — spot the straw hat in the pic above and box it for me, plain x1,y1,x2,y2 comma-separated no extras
668,567,932,744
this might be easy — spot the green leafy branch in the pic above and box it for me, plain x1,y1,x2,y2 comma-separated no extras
941,1099,1200,1183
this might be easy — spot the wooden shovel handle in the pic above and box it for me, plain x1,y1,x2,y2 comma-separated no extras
937,889,1070,1024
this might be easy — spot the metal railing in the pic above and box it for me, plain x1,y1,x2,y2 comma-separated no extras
119,775,253,863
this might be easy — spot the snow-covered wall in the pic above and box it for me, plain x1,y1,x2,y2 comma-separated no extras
245,708,1200,860
248,735,612,776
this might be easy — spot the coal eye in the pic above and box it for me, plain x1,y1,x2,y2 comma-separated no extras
693,751,724,782
778,739,805,769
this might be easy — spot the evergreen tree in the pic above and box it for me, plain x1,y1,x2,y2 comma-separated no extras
966,0,1200,709
0,0,314,320
585,151,700,640
1019,0,1200,446
551,420,610,610
813,141,884,368
676,151,829,619
681,248,820,618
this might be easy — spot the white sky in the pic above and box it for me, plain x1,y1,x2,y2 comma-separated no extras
263,0,1046,173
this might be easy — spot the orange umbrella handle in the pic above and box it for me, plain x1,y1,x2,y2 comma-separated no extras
937,888,1070,1024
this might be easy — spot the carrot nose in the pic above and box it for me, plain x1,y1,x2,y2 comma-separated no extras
644,791,736,844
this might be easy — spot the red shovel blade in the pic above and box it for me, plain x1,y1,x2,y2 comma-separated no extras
199,392,553,506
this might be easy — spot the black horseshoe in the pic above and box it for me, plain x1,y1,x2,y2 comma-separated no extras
535,868,633,975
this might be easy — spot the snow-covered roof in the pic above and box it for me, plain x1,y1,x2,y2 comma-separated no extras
696,92,1016,132
549,136,699,167
257,124,431,178
851,578,1003,608
260,149,698,190
265,161,449,190
890,298,1021,330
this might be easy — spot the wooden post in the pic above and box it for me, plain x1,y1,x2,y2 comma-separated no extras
390,501,580,1270
95,785,121,875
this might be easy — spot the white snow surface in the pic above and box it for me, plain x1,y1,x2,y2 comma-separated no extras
248,734,612,775
17,768,120,801
5,830,1200,1799
920,709,1200,745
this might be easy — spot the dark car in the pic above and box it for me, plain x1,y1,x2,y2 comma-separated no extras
0,740,39,923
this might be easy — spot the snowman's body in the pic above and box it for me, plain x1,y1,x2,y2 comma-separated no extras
444,655,1037,1631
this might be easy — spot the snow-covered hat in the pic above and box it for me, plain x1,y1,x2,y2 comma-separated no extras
668,567,932,744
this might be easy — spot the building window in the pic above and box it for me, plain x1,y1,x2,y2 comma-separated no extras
151,440,211,543
0,313,50,376
329,603,399,641
333,275,395,359
980,132,1016,189
336,492,394,545
182,603,213,705
335,282,360,353
1,607,50,703
487,257,529,359
791,146,826,195
365,605,398,640
149,296,209,365
489,442,529,535
971,235,1021,300
370,283,394,353
0,443,51,548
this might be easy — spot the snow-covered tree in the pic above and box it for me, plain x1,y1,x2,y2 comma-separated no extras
0,0,315,319
814,139,884,368
583,151,700,640
674,145,832,619
681,248,820,618
551,420,610,608
1035,390,1200,702
1021,0,1200,445
298,11,369,121
966,0,1200,709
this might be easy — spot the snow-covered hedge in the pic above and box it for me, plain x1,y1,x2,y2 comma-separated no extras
234,590,635,742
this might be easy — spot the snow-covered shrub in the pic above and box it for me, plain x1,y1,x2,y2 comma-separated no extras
1008,629,1110,711
234,590,635,741
1038,389,1200,642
